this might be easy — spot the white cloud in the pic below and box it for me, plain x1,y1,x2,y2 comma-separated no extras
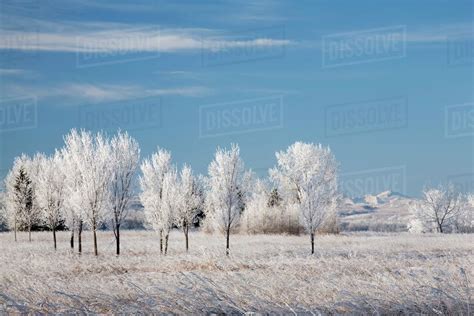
3,83,213,103
0,19,291,53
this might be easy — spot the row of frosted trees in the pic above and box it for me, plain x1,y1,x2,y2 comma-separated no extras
3,130,140,255
2,129,340,255
3,129,474,256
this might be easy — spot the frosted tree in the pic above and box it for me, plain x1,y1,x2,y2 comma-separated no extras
242,184,302,235
176,165,203,251
207,144,250,256
61,146,85,252
241,179,271,234
35,151,67,249
466,194,474,229
109,131,140,255
453,193,474,233
271,142,339,254
407,216,426,233
160,169,179,255
411,184,462,233
139,148,173,254
63,129,112,256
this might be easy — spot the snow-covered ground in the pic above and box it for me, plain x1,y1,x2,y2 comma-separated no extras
1,230,473,314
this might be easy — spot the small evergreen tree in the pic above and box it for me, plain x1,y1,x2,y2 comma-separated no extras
267,188,282,208
14,167,35,241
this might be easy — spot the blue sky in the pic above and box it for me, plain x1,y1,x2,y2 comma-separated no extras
0,0,473,197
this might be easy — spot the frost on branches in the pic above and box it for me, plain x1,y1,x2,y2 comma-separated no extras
206,144,252,256
160,168,180,254
61,143,85,252
63,130,112,256
271,142,339,254
409,184,462,233
457,194,474,232
409,188,474,233
176,165,203,251
35,151,67,249
241,182,304,235
109,131,140,255
140,150,204,254
241,180,272,234
139,148,173,254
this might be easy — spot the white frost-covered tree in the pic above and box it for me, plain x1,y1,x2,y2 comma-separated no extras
139,148,173,254
160,168,179,255
176,165,203,251
109,131,140,255
271,142,339,254
206,144,251,256
407,216,426,233
63,130,112,256
453,193,474,233
410,184,462,233
241,184,301,235
61,145,85,252
241,179,272,234
35,151,67,249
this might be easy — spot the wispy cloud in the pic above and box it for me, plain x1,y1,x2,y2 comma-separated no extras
59,84,213,102
298,22,474,51
0,18,291,53
406,22,473,43
3,83,213,103
0,68,35,78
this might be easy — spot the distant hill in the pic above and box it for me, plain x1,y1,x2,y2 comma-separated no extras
338,191,415,232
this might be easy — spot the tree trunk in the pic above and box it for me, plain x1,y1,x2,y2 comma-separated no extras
288,215,291,234
78,220,83,254
183,222,189,252
93,222,98,256
438,223,444,233
311,233,315,255
164,232,169,255
70,230,74,249
28,225,31,242
14,220,17,242
53,227,57,250
115,223,121,256
160,229,163,254
226,226,230,256
70,218,75,249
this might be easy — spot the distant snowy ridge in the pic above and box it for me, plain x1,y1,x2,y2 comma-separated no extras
339,191,416,231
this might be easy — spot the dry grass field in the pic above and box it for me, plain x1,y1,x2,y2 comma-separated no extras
0,230,473,314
